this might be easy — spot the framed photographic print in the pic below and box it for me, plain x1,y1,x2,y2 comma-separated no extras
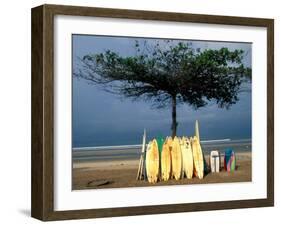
31,4,274,221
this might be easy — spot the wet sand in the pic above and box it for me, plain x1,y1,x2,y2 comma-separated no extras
72,152,251,190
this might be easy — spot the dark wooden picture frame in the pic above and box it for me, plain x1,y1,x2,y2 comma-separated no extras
31,4,274,221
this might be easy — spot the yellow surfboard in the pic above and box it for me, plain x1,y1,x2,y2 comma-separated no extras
161,139,171,181
181,137,194,179
145,139,159,183
171,136,182,180
166,136,173,150
191,136,204,179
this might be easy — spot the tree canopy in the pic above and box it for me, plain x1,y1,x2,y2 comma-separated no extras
74,40,251,137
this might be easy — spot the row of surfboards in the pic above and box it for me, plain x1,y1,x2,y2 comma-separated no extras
136,120,237,183
145,136,204,183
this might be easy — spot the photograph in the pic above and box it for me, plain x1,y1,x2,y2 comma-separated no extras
72,35,252,190
30,3,274,221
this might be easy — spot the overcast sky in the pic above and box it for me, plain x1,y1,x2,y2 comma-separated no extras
72,35,252,147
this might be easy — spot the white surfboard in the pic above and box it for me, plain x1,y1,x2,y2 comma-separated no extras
136,129,147,180
210,150,220,173
195,120,200,142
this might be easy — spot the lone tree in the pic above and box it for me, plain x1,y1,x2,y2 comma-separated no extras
74,40,251,137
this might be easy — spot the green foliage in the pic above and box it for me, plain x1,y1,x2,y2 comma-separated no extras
75,40,251,110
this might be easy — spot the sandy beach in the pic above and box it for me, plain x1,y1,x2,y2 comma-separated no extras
72,151,251,190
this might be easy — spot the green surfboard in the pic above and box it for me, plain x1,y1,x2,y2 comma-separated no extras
156,137,165,155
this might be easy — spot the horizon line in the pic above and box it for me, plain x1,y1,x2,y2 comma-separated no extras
73,138,251,151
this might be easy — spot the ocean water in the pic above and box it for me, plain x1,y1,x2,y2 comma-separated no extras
72,139,251,162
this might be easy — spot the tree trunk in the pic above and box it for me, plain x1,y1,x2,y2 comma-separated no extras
171,95,177,138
